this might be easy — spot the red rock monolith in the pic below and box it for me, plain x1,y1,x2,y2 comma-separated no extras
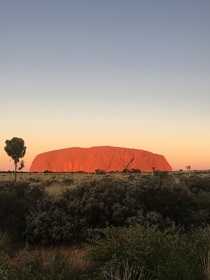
29,146,172,172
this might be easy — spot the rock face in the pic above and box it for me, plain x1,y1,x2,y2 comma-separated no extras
29,146,172,172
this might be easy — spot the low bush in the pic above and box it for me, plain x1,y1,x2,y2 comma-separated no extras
87,225,210,280
24,174,210,243
1,173,210,245
0,247,92,280
0,231,13,254
0,181,47,240
62,178,74,185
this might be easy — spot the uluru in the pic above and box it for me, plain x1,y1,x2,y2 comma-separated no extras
29,146,172,173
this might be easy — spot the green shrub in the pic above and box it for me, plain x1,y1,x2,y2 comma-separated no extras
153,170,169,179
186,175,210,193
0,190,26,237
24,176,203,243
62,178,74,185
0,232,12,254
23,174,210,244
25,178,133,243
133,178,196,229
0,247,92,280
87,225,210,280
101,261,153,280
0,251,15,279
0,181,47,240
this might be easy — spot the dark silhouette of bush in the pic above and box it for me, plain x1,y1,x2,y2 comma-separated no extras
62,178,74,185
135,178,196,228
185,175,210,193
1,173,210,244
153,170,169,178
0,181,47,240
24,176,188,243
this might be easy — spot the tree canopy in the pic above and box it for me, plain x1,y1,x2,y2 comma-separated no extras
4,137,26,181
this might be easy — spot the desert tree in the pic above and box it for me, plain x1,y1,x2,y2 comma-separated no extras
4,137,27,182
186,165,191,171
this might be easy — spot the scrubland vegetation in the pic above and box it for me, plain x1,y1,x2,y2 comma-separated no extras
1,170,210,279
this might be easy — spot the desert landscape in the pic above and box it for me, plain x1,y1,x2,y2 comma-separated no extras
1,0,209,279
1,169,210,279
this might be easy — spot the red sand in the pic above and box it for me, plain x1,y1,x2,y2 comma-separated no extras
29,146,172,172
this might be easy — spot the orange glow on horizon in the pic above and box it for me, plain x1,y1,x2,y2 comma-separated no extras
1,144,209,172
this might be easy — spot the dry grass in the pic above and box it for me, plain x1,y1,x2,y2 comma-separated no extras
0,171,133,186
45,182,70,196
11,245,92,279
0,170,210,187
0,231,13,254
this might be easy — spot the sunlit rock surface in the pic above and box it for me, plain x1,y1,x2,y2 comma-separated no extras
29,146,172,172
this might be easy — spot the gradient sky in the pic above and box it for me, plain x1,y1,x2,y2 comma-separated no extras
1,0,210,171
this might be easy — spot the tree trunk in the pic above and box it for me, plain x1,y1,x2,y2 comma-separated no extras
15,162,17,182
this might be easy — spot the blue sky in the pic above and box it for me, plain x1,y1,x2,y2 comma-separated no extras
1,0,210,171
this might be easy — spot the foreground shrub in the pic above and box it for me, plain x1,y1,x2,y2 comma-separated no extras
0,190,26,237
25,196,69,243
25,178,132,243
0,252,15,279
0,247,92,280
0,231,12,254
87,225,210,280
25,175,210,244
0,181,47,240
101,261,153,280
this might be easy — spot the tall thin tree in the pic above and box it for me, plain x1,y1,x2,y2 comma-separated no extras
4,137,26,182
